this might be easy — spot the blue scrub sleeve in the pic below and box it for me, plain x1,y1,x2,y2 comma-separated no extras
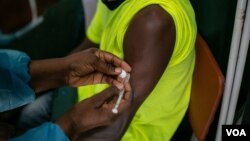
10,122,70,141
0,49,35,112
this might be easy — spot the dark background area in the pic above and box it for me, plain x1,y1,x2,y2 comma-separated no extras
0,0,249,140
173,0,250,140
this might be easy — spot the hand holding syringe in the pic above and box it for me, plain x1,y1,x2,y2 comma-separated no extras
112,70,130,114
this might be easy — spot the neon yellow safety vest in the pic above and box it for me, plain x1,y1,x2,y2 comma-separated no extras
78,0,197,140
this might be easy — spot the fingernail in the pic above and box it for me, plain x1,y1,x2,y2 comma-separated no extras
115,83,124,90
115,67,122,73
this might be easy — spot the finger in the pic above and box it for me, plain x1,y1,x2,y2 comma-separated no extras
116,92,132,113
112,80,124,90
86,72,124,90
86,48,98,53
103,85,132,115
116,75,133,113
93,58,121,76
94,74,124,90
97,108,117,125
69,72,124,89
95,50,132,72
92,86,120,107
123,79,132,100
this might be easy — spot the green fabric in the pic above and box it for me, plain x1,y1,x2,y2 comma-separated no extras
0,0,85,59
78,0,197,140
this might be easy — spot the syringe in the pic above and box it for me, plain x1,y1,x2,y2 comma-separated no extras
112,70,130,114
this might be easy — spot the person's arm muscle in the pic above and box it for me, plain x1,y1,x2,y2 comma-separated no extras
76,5,176,141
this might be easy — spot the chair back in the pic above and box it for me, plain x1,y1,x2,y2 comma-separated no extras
188,34,225,141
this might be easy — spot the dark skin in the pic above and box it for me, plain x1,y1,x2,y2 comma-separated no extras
31,48,133,140
74,5,176,141
0,48,132,141
0,85,132,141
29,48,131,93
56,83,132,141
1,1,135,140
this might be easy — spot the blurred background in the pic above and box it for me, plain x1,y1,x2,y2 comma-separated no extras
0,0,249,140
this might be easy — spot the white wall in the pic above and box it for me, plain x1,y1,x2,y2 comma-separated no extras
82,0,98,29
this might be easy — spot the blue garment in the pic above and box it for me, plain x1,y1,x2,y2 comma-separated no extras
0,50,69,140
18,91,55,130
0,49,35,112
10,122,69,141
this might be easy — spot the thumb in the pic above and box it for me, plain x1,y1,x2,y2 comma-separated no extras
92,86,119,107
94,60,121,76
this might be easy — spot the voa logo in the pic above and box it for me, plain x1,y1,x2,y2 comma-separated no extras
226,129,246,136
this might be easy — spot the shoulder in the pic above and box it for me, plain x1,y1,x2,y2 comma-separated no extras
129,4,175,32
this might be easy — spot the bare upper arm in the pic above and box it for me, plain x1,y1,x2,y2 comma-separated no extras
74,5,177,141
124,4,176,106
